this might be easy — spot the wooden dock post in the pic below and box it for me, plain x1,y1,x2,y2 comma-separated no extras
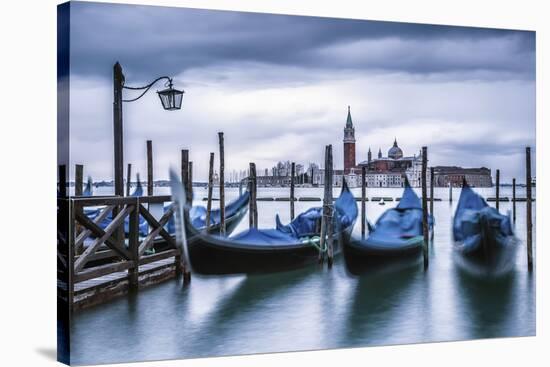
495,169,500,212
126,163,132,196
75,164,83,196
421,146,429,269
188,161,193,204
128,197,139,291
526,147,533,271
449,181,452,203
429,167,434,217
58,164,67,198
218,132,226,235
361,166,366,239
206,153,214,231
326,145,334,268
146,140,153,196
181,149,189,191
318,146,329,265
512,178,516,222
290,162,295,220
249,162,258,228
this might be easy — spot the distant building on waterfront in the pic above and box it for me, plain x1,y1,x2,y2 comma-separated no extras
339,106,423,187
432,166,492,187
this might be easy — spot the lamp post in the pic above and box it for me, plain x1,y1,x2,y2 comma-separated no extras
113,61,184,196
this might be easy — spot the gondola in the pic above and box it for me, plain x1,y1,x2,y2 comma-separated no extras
452,179,516,275
343,180,432,275
178,180,358,275
166,190,249,239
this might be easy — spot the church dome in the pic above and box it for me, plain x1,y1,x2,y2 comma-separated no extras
388,139,403,159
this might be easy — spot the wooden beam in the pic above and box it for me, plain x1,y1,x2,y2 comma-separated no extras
147,140,153,196
290,162,295,220
126,163,132,197
326,145,334,267
138,204,176,248
526,147,533,271
421,146,429,270
74,205,132,272
495,169,500,212
512,178,516,222
74,260,134,283
74,208,131,260
75,164,83,196
206,152,214,231
138,205,176,256
249,162,258,228
74,205,115,252
361,166,366,239
218,132,226,235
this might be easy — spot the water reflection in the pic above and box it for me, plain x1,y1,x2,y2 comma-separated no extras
343,264,421,347
453,265,517,339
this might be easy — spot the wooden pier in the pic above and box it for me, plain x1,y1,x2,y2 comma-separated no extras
57,194,184,311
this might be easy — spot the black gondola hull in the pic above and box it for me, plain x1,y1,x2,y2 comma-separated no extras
343,238,422,276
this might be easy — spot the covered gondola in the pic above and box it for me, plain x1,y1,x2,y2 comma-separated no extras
166,190,250,239
180,180,358,275
453,179,516,275
343,180,432,275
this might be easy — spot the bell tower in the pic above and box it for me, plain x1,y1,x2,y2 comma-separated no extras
343,106,356,173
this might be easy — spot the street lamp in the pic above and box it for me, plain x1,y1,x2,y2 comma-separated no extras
113,61,184,196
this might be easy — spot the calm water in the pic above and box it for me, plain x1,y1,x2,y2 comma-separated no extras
71,186,536,365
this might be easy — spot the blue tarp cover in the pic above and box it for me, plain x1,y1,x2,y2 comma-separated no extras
364,184,426,250
453,183,513,253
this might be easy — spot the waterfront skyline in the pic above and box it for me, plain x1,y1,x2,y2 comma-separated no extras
68,2,536,182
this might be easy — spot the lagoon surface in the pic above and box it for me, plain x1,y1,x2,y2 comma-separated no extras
71,186,536,365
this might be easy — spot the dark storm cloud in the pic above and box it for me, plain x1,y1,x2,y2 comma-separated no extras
70,1,535,82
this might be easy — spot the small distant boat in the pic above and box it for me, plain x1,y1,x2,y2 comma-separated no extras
378,201,385,206
178,180,358,275
453,179,516,275
343,180,433,275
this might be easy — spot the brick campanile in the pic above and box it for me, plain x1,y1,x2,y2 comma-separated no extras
343,106,356,173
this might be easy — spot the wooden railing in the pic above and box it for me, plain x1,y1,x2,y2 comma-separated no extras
57,195,185,309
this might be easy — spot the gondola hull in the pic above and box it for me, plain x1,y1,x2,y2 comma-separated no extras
186,224,353,275
183,181,358,275
342,182,428,276
343,236,423,276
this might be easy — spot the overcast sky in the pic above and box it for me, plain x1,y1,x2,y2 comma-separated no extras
68,1,536,183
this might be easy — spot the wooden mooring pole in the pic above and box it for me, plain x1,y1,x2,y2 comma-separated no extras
181,149,189,192
512,178,516,222
290,162,295,220
495,169,500,212
249,162,258,228
188,161,193,204
429,167,434,217
318,146,329,265
361,166,366,240
146,140,153,196
219,132,226,235
421,146,429,269
526,147,533,271
126,163,132,196
206,153,214,231
75,164,83,196
58,164,67,198
326,145,334,268
449,181,452,203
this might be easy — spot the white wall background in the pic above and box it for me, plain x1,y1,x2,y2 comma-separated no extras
0,0,547,366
